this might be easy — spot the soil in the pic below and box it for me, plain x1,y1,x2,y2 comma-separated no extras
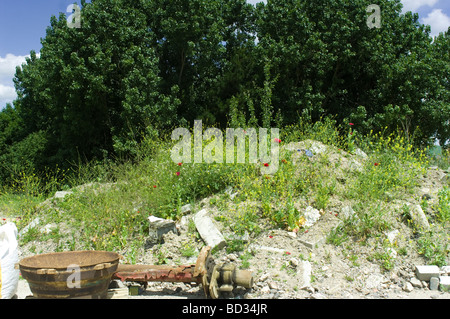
7,140,450,299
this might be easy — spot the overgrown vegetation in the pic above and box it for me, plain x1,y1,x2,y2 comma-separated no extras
0,0,449,269
1,115,448,268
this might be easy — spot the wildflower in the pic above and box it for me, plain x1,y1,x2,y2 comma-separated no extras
274,138,281,143
263,163,269,167
374,162,380,166
304,230,309,233
349,123,354,126
285,252,291,255
178,162,182,166
176,172,181,176
269,235,273,239
282,159,287,164
153,185,157,188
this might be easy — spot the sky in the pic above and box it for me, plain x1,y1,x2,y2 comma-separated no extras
1,0,449,109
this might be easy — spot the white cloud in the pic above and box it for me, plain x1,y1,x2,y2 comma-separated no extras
0,53,40,108
0,84,17,107
422,9,450,37
401,0,439,13
0,53,30,85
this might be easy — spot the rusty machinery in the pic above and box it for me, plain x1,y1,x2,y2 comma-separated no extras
112,246,254,299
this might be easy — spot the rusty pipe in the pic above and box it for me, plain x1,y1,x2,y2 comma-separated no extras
112,264,202,284
111,246,254,298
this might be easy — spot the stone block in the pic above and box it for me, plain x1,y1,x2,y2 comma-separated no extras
430,277,440,291
415,265,440,281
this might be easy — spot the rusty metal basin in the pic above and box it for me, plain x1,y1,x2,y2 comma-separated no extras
19,250,120,299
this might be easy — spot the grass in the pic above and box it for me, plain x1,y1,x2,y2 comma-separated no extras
1,114,449,268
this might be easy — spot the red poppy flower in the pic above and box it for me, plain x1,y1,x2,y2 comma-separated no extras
274,138,281,143
178,162,182,166
285,252,291,255
176,172,180,176
263,163,269,167
153,185,157,188
374,162,380,166
349,123,354,126
269,235,273,238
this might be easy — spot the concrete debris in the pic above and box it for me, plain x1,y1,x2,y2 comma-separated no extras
180,204,192,215
406,204,430,231
193,209,226,250
148,216,178,243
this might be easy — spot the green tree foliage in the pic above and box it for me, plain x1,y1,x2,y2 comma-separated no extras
0,0,448,185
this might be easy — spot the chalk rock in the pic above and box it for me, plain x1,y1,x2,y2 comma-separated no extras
304,206,320,227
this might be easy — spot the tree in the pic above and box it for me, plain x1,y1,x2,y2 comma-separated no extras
253,0,449,145
13,0,179,166
6,0,449,182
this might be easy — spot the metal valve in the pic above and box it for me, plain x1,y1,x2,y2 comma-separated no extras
112,246,254,299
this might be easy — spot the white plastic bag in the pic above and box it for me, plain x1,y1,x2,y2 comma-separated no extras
0,222,19,299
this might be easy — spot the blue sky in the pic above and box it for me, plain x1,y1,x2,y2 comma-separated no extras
1,0,449,108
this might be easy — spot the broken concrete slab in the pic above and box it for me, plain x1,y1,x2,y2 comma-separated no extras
193,209,226,250
148,216,178,243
